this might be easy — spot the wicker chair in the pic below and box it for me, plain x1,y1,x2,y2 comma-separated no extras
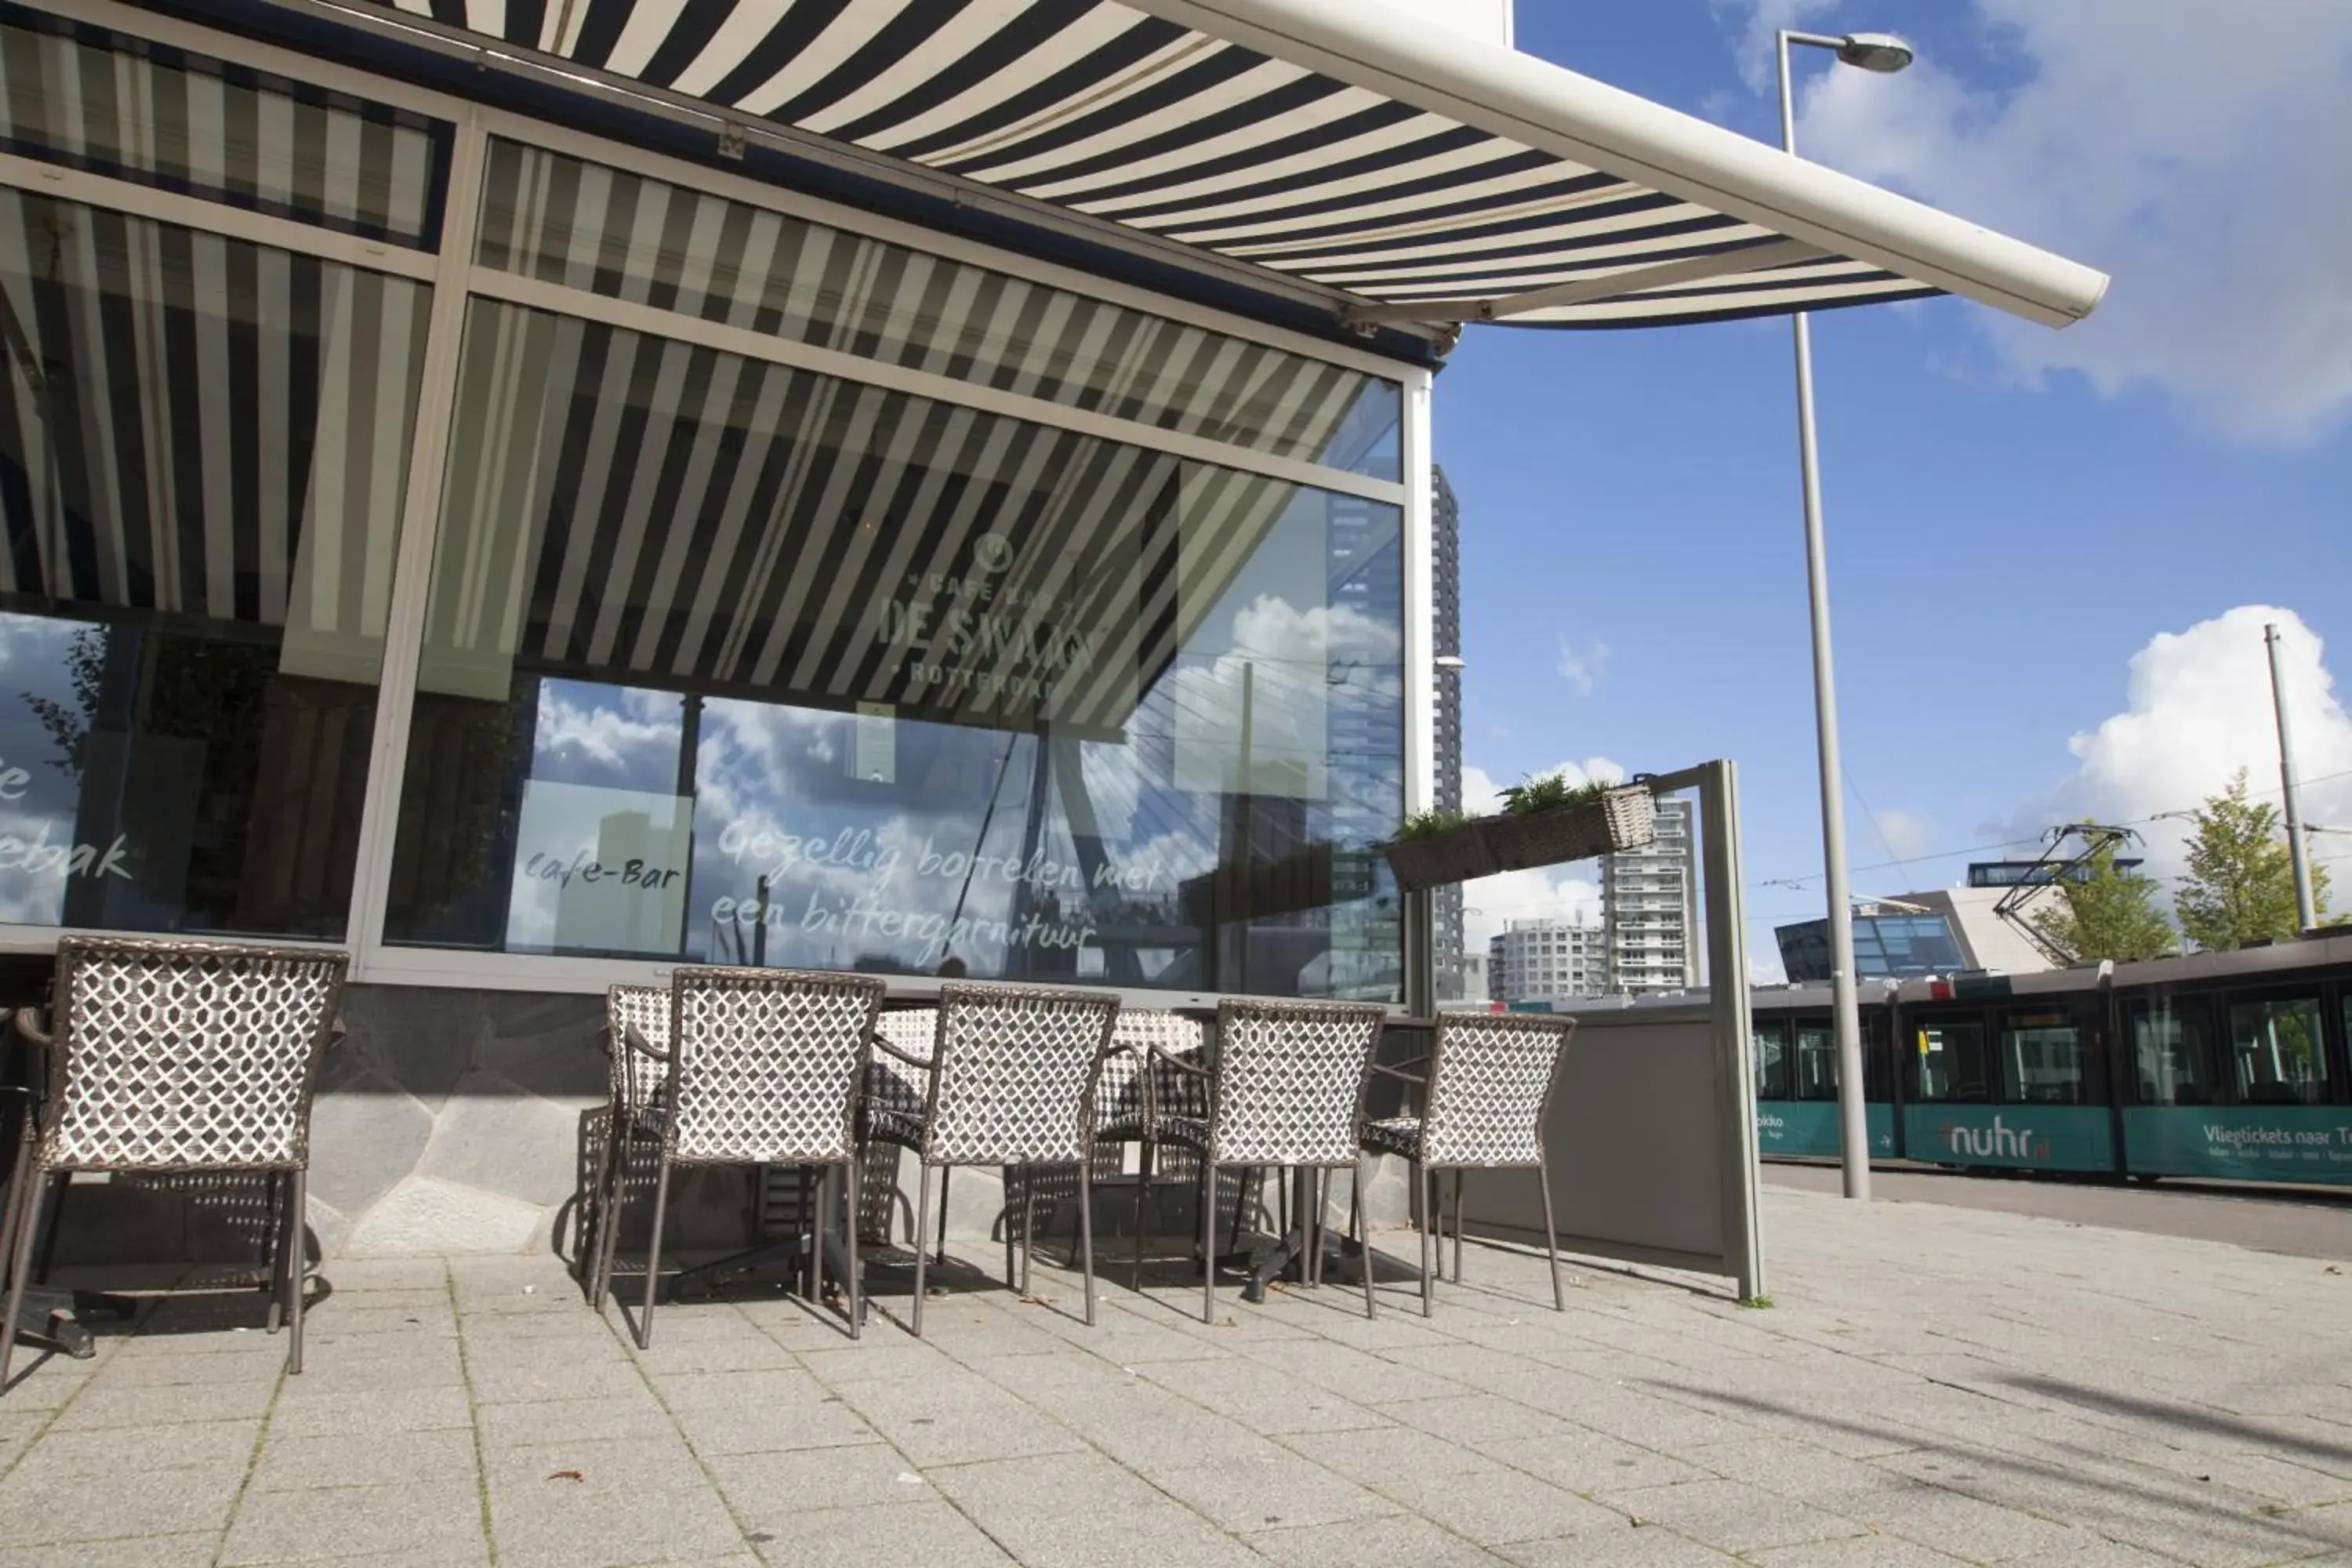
1358,1011,1577,1316
1150,1000,1385,1324
1091,1011,1209,1283
612,967,885,1348
1,937,348,1385
584,984,672,1312
861,984,1121,1334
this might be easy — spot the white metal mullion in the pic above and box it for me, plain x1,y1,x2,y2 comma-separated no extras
463,265,1403,506
0,151,437,282
345,111,488,974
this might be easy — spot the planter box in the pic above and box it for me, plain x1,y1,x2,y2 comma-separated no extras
1486,786,1657,872
1380,821,1498,892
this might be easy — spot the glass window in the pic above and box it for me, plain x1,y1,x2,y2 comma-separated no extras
0,10,449,247
472,140,1399,480
1795,1022,1838,1101
2229,996,2329,1105
1752,1019,1788,1100
380,296,1403,999
2000,1011,2086,1105
2130,998,2216,1105
0,191,431,937
1913,1018,1987,1102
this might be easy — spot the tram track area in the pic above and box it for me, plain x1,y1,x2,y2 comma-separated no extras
1764,1158,2352,1262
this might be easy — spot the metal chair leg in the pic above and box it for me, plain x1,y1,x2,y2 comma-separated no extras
1000,1165,1017,1290
285,1170,309,1375
31,1171,67,1287
1537,1153,1565,1312
583,1110,617,1298
845,1158,864,1340
1200,1160,1218,1325
810,1167,826,1316
1019,1177,1035,1297
637,1154,674,1351
937,1166,952,1265
1078,1155,1097,1327
590,1134,627,1315
1133,1139,1153,1287
262,1173,285,1334
0,1158,49,1389
1450,1168,1465,1284
1417,1160,1434,1318
912,1158,932,1338
1350,1163,1375,1319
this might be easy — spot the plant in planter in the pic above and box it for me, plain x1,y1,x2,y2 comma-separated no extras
1379,807,1497,891
1486,770,1657,872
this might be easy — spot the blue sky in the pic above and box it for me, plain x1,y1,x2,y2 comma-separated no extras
1436,0,2352,973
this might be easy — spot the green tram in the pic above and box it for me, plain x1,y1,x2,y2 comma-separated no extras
1750,931,2352,1184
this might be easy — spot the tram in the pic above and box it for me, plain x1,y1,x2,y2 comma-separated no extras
1749,930,2352,1185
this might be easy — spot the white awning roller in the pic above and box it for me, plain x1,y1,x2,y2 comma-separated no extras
305,0,2105,335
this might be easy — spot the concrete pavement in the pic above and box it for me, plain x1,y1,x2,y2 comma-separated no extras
2,1186,2349,1566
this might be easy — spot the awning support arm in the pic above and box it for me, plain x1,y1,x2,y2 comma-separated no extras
1341,237,1828,328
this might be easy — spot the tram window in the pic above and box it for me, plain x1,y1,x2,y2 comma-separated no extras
1999,1012,2086,1105
2229,997,2329,1105
2129,1000,2216,1105
1753,1021,1791,1100
1795,1024,1839,1101
1912,1019,1987,1102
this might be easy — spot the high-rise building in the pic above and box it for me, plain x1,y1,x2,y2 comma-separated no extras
1431,466,1467,998
1488,917,1606,1003
1604,796,1697,993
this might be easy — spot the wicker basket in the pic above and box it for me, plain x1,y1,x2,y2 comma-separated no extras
1485,786,1657,872
1380,820,1498,892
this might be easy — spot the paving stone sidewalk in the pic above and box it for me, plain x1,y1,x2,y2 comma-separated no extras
3,1185,2350,1567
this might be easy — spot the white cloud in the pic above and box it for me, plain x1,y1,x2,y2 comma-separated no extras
1555,638,1611,698
1783,1,2352,445
2005,606,2352,884
1868,805,1933,866
1711,0,1842,93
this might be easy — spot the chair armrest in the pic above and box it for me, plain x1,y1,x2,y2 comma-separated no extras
1145,1044,1213,1079
10,1006,52,1051
1367,1062,1426,1085
867,1030,935,1072
622,1022,676,1064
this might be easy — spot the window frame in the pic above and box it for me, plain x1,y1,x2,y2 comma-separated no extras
0,0,1429,1005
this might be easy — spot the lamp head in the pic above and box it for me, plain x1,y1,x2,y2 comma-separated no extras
1835,32,1915,72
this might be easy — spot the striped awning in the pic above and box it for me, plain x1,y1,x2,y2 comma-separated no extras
277,0,2104,336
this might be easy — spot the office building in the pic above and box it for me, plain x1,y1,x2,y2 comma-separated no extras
1605,797,1698,993
1489,918,1606,1004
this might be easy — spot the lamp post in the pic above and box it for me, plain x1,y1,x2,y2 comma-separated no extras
1777,28,1912,1203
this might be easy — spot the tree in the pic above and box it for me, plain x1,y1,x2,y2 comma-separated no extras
2031,833,2179,963
2175,769,2332,951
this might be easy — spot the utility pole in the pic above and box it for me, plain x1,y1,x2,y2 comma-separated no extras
2265,622,2318,932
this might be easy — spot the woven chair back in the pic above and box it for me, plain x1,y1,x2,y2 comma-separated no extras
1096,1010,1209,1131
1422,1012,1576,1167
1208,1000,1385,1166
925,985,1119,1164
605,984,672,1112
663,967,884,1165
40,936,348,1172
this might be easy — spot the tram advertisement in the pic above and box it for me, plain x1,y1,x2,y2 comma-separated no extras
1754,1103,1893,1159
2121,1109,2352,1184
1901,1105,2114,1172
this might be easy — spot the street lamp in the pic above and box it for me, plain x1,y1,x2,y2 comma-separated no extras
1777,28,1913,1203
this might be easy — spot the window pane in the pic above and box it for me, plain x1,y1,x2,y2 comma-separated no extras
2230,996,2328,1105
1752,1019,1788,1099
0,192,430,936
1914,1019,1987,1102
2130,999,2215,1105
0,11,448,247
2001,1013,2085,1105
1795,1023,1838,1101
381,298,1403,998
473,140,1399,480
